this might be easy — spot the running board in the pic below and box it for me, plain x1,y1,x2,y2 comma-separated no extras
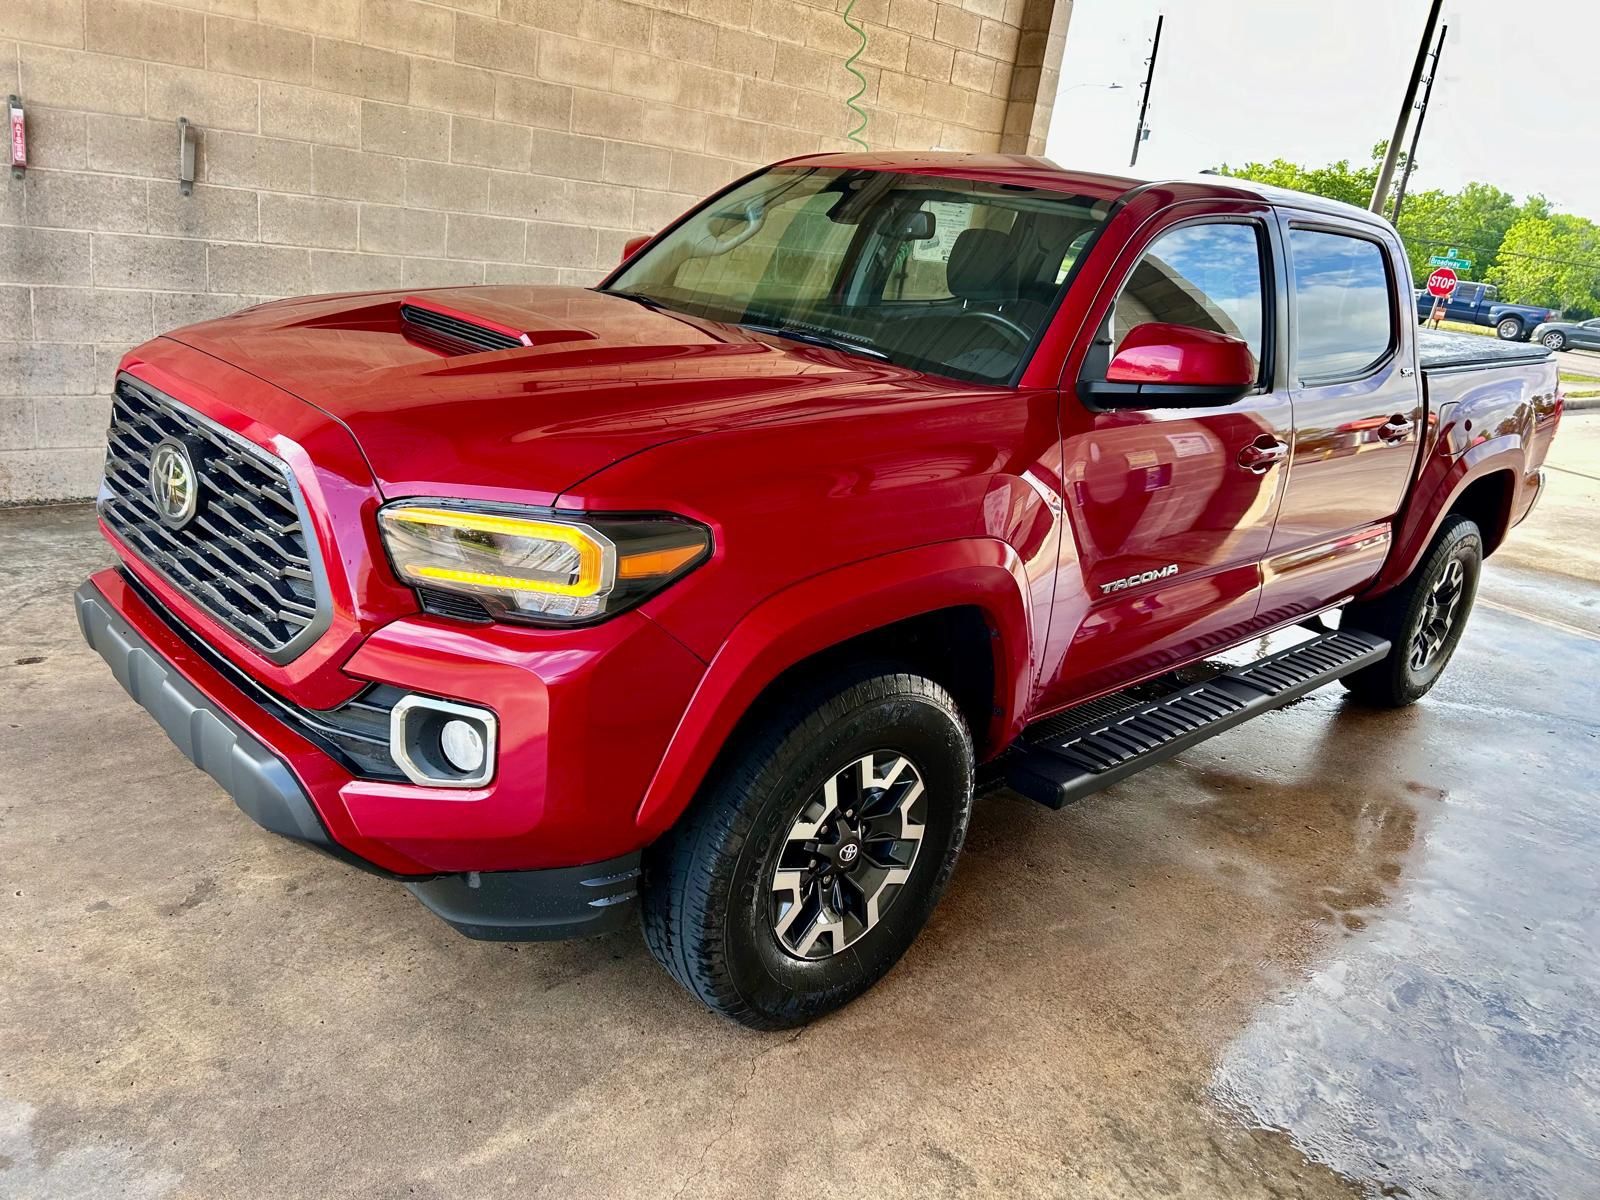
1005,630,1390,809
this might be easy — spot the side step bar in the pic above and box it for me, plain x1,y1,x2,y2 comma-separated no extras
1005,630,1390,809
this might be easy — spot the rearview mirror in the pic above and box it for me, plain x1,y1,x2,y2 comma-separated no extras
620,234,651,263
1081,322,1257,409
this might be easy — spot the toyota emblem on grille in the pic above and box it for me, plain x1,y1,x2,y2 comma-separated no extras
149,439,199,528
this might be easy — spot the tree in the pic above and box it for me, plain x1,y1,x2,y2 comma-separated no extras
1485,214,1600,317
1215,143,1395,210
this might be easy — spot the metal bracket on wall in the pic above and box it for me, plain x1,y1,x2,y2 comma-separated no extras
8,95,25,180
177,117,196,196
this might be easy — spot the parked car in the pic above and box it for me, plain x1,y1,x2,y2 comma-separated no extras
1530,316,1600,352
1414,279,1554,341
77,154,1563,1028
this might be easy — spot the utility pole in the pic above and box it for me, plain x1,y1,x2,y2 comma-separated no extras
1370,0,1444,214
1391,23,1446,226
1129,14,1163,169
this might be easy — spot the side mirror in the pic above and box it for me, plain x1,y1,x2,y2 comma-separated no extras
1082,322,1258,408
621,234,651,263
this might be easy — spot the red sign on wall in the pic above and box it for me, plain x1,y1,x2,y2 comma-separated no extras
8,100,24,171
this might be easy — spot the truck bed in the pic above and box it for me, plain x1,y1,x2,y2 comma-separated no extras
1417,329,1551,374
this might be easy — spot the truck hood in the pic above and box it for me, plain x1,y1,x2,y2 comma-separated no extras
164,285,922,502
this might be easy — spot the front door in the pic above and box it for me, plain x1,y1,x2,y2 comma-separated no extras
1259,213,1424,621
1036,210,1295,711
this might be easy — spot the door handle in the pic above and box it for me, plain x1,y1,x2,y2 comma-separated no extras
1379,414,1414,443
1237,437,1289,473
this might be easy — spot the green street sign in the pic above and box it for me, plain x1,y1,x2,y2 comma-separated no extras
1429,247,1472,271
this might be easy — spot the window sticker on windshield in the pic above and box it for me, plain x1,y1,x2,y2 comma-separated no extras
911,201,974,262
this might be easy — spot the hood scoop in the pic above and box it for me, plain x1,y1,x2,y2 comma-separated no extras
399,297,531,353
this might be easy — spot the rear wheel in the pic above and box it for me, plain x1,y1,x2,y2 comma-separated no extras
1542,330,1568,351
1496,317,1525,340
641,667,974,1029
1340,515,1482,707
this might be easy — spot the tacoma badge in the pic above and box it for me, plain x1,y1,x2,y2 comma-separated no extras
1100,564,1179,595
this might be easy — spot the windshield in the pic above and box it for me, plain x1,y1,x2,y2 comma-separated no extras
602,166,1112,385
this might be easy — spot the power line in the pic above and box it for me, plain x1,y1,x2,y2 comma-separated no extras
1400,229,1600,272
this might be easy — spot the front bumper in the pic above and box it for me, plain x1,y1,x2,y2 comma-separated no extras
75,575,646,940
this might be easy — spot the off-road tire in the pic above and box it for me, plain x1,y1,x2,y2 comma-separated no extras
640,667,974,1029
1340,515,1482,707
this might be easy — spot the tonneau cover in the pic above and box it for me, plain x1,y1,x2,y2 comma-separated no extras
1418,329,1552,372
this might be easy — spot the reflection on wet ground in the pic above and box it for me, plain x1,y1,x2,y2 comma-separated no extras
1212,612,1600,1199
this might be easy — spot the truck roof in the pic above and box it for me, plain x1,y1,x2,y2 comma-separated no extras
785,151,1393,231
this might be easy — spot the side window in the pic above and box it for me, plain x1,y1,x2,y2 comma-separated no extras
1111,222,1266,370
1288,228,1395,383
1483,285,1499,302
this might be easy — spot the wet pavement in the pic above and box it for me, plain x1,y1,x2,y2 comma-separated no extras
2,416,1598,1199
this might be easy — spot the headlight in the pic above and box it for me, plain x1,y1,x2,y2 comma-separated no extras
377,502,710,624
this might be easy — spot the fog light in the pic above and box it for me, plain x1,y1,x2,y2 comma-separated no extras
439,718,486,774
390,695,497,788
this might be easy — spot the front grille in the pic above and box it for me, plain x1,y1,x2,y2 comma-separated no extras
399,302,523,352
100,375,328,663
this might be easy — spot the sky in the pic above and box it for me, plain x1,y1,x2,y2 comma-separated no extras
1045,0,1599,221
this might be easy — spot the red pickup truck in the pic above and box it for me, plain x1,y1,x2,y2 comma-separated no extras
77,153,1561,1028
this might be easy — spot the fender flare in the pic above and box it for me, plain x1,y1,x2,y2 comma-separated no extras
633,538,1034,841
1368,434,1524,594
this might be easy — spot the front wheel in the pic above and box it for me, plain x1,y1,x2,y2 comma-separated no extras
1340,515,1482,707
1496,317,1525,340
1542,331,1568,351
641,668,974,1029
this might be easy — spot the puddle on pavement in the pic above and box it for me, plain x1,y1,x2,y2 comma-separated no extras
1210,758,1600,1199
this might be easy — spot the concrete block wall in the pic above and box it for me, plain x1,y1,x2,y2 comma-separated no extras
0,0,1069,502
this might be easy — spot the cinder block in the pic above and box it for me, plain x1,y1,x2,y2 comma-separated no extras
0,229,92,287
632,188,695,231
410,59,497,119
576,0,651,52
962,0,1008,21
668,150,738,197
92,233,210,291
34,395,114,449
977,17,1019,61
148,183,259,242
359,204,447,256
86,0,206,67
259,0,362,40
483,262,560,285
205,16,316,87
33,288,154,343
19,47,146,117
493,76,573,131
0,447,108,502
154,292,259,330
525,220,596,268
772,45,839,91
688,0,752,28
18,107,87,170
0,399,31,451
450,117,533,172
0,288,29,338
0,342,98,396
88,115,178,176
402,256,481,287
362,101,451,162
674,64,741,118
650,13,721,70
454,14,542,77
539,34,614,89
203,132,314,192
446,212,525,262
147,64,261,133
571,89,642,140
362,0,456,58
313,145,403,202
750,0,811,46
739,78,801,126
5,0,87,50
405,160,491,213
261,194,360,249
950,48,994,91
307,249,405,292
261,83,363,148
602,141,670,190
934,5,982,49
704,115,765,162
527,130,604,182
208,244,314,295
487,170,565,221
24,171,149,234
639,104,706,154
498,0,579,35
313,38,411,102
714,29,777,79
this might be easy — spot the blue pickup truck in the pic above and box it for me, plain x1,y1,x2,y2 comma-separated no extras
1416,280,1555,341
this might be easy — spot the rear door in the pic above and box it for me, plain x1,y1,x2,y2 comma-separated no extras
1258,212,1423,620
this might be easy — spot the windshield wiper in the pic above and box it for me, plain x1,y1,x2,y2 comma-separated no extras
602,288,669,312
738,322,890,361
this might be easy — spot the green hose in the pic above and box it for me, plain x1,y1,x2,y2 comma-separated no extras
841,0,870,149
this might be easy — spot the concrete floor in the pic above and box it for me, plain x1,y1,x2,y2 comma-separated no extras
3,417,1598,1200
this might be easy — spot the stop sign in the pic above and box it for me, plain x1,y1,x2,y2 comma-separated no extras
1426,266,1458,298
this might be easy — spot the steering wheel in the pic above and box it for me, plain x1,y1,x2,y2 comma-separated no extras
962,308,1034,347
